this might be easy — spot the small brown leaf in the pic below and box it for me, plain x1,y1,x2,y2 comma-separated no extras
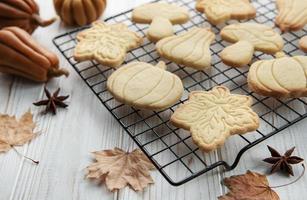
0,111,37,153
86,148,155,192
218,171,280,200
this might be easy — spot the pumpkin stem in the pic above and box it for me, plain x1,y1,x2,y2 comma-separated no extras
32,14,57,27
47,68,70,79
275,52,286,58
156,61,167,70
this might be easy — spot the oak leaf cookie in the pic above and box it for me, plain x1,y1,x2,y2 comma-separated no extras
299,36,307,53
196,0,256,25
248,53,307,98
156,27,215,70
74,22,143,67
220,23,284,67
276,0,307,32
132,2,190,43
171,86,259,152
107,61,183,111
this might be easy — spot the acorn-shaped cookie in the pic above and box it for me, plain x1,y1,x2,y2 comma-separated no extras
248,53,307,98
132,2,190,43
107,61,184,111
53,0,107,26
220,23,284,67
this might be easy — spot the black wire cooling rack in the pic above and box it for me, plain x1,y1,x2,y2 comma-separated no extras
53,0,307,186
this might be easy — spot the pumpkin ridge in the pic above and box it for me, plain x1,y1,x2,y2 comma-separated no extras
0,64,43,81
83,0,96,23
149,74,176,107
293,57,307,87
108,63,140,90
0,2,29,19
271,58,306,92
0,30,50,68
290,57,307,89
4,28,52,68
0,43,46,80
257,59,289,93
3,1,31,13
122,67,150,102
254,61,273,93
133,68,166,104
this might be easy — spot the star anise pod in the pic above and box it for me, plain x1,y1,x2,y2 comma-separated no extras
33,87,69,115
263,145,304,176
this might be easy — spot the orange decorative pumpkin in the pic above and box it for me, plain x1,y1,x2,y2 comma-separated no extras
0,0,56,34
54,0,107,26
0,27,69,82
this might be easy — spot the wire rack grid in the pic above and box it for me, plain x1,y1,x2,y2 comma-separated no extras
53,0,307,186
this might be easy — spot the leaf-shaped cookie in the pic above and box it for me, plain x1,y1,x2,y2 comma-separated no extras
74,22,143,67
107,61,183,111
132,2,190,42
196,0,256,25
156,28,215,70
248,53,307,98
276,0,307,32
171,86,259,152
220,23,284,67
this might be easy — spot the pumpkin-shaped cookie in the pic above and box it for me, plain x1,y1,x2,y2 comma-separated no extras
107,62,184,111
248,53,307,98
53,0,107,26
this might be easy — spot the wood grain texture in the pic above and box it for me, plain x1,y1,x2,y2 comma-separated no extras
0,1,306,200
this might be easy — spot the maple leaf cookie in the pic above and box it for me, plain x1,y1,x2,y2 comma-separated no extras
132,2,190,43
107,61,183,111
196,0,256,25
156,27,215,70
171,86,259,152
220,23,284,67
276,0,307,32
74,22,143,67
248,53,307,98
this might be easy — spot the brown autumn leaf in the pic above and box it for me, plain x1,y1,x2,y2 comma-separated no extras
86,148,155,192
219,171,280,200
0,111,37,153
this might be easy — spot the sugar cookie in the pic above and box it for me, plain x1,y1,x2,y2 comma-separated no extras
107,61,183,111
299,36,307,53
248,53,307,98
74,22,143,67
156,27,215,70
132,2,190,43
276,0,307,32
220,23,284,67
171,86,259,152
196,0,256,25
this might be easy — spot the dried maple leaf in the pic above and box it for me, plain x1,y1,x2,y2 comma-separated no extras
0,111,36,153
86,148,155,192
219,171,279,200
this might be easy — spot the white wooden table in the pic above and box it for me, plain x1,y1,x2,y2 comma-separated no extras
0,1,307,200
